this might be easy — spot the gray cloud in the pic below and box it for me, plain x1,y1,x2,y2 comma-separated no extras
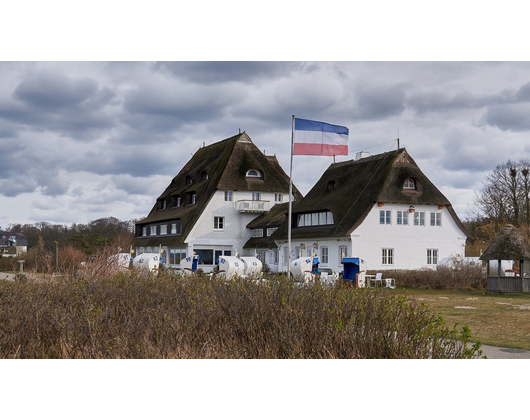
152,62,307,84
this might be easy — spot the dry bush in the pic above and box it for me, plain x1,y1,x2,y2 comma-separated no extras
0,272,482,359
371,263,487,290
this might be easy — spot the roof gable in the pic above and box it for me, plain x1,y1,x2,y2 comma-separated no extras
135,132,301,247
272,148,466,240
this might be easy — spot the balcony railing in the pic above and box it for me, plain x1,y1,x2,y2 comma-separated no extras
236,200,270,213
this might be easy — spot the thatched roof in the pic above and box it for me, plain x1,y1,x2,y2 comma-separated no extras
480,224,530,261
271,148,467,241
134,132,301,248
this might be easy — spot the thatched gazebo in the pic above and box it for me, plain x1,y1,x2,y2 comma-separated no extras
480,224,530,293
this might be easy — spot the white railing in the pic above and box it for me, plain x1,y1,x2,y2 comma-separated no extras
236,200,270,213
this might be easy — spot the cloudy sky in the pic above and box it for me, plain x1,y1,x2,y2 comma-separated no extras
2,61,530,228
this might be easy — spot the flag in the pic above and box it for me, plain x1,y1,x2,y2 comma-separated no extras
293,118,349,156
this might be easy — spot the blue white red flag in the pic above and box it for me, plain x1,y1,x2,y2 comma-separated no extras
293,118,349,156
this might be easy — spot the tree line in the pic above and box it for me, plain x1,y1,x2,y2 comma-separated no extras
3,217,136,255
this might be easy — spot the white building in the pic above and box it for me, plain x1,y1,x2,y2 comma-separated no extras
135,134,467,274
268,149,468,273
134,132,302,271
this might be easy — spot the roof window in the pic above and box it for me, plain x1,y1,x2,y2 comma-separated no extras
246,169,263,180
201,171,208,181
327,181,336,191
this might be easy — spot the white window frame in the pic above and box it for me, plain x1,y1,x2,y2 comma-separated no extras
275,193,283,202
150,226,157,236
382,248,394,265
414,211,425,226
224,191,233,202
404,178,415,189
214,216,224,230
250,229,263,237
191,193,196,205
427,249,438,265
252,192,261,201
142,227,147,236
321,246,329,264
267,227,278,236
160,225,167,235
430,212,442,226
397,210,408,225
380,210,391,225
338,245,347,263
247,169,262,178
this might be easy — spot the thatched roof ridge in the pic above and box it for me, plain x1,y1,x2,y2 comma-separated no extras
272,148,466,240
479,224,530,261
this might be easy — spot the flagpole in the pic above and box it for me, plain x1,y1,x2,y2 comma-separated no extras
288,115,294,279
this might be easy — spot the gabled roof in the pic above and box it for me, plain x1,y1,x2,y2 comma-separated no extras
243,203,289,249
479,224,530,261
272,148,467,241
135,132,301,247
0,232,28,247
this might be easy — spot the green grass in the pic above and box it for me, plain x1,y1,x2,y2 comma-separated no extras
392,288,530,350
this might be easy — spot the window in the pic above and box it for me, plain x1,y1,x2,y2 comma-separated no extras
257,250,266,263
150,226,157,235
142,227,147,236
170,221,182,235
427,249,438,265
382,248,394,265
246,169,262,179
275,193,283,202
430,212,442,226
252,192,261,201
194,249,213,265
414,211,425,226
250,229,263,237
160,225,167,235
188,192,196,205
185,176,192,185
214,216,224,230
138,247,145,255
297,211,334,227
201,171,208,181
397,210,408,225
327,181,336,191
269,250,279,265
171,196,181,208
158,199,167,210
224,191,232,202
169,249,186,265
267,227,278,236
338,245,347,262
380,210,391,224
321,246,329,264
404,178,415,189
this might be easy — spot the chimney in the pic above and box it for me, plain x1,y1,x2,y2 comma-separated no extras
355,151,371,160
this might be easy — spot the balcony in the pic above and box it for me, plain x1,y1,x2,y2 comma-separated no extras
236,200,270,213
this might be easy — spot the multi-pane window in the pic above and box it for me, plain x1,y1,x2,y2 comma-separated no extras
214,217,224,230
169,249,186,264
224,191,232,202
269,250,279,265
150,226,157,235
160,225,167,235
397,210,408,225
414,211,425,226
267,227,278,236
321,246,329,264
382,248,394,265
191,193,196,204
250,229,263,237
427,249,438,265
142,227,147,236
380,210,391,224
252,192,261,201
275,193,283,202
430,212,442,226
404,178,415,189
297,211,334,227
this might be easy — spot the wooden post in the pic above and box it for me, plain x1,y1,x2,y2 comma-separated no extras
498,259,501,279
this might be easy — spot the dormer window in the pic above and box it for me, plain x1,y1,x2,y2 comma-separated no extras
187,192,196,205
404,178,416,190
201,171,208,181
327,181,336,191
170,195,181,208
185,176,192,185
157,199,167,211
246,169,263,180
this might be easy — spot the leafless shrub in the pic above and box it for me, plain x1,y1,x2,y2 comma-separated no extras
0,270,482,359
372,261,487,290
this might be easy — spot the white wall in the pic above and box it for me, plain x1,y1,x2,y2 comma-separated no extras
352,203,467,270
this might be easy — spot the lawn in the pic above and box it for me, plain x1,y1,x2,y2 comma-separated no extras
393,288,530,350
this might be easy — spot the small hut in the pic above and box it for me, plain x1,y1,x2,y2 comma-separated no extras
480,224,530,293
